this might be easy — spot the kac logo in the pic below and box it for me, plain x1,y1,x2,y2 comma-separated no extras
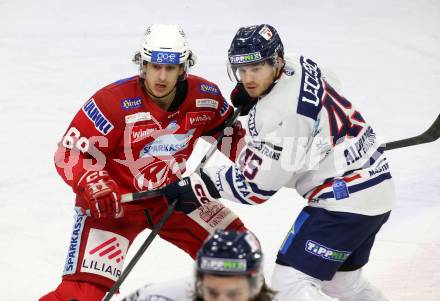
134,156,185,191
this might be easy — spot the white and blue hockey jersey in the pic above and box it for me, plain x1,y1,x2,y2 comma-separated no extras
204,54,395,216
120,277,285,301
121,277,194,301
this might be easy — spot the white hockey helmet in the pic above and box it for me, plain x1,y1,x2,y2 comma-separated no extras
134,24,195,78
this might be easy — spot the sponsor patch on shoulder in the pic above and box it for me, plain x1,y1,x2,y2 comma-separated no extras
81,229,129,281
125,112,151,124
196,98,219,109
82,98,114,135
199,83,220,95
120,97,142,110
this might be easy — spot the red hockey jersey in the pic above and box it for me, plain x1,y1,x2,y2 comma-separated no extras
54,75,233,210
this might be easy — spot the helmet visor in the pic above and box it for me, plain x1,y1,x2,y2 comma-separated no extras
227,59,275,83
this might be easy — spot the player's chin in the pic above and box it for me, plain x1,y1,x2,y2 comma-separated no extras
245,87,260,98
153,86,170,97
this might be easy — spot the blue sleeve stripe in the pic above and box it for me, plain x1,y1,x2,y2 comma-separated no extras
249,182,277,197
318,172,392,199
348,172,391,194
225,168,252,205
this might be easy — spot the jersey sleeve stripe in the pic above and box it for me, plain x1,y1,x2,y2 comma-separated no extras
317,172,392,200
249,195,268,204
249,182,277,196
225,167,253,205
307,174,362,201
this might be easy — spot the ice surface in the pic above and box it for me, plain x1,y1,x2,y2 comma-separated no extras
1,0,439,299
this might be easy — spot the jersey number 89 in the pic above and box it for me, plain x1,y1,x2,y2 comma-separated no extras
62,127,90,153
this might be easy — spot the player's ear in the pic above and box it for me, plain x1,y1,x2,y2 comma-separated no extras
274,56,284,77
276,56,284,65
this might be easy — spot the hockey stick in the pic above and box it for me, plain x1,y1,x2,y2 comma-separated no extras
102,112,438,299
102,198,177,301
385,114,440,151
79,189,164,216
120,188,163,203
118,107,243,203
102,107,243,301
118,114,439,204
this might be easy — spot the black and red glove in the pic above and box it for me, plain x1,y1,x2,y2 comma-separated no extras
77,170,124,219
230,83,256,116
163,172,220,214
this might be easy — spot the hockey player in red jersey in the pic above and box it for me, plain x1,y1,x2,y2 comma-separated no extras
39,24,245,301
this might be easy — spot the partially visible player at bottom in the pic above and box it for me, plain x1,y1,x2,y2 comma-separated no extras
122,230,276,301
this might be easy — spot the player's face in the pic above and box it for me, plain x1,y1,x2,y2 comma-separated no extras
143,63,183,98
201,274,252,301
237,61,276,98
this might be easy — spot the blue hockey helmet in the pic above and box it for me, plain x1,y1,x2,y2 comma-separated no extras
195,230,264,297
227,24,284,81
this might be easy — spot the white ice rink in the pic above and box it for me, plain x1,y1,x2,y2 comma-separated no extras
1,0,439,299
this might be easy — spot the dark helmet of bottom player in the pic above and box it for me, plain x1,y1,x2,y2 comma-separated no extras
195,230,264,298
227,24,284,82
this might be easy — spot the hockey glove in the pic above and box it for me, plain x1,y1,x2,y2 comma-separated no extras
78,170,124,219
230,83,256,116
163,172,220,214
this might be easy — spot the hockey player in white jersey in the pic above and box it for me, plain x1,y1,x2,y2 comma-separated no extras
163,24,395,300
121,230,276,301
